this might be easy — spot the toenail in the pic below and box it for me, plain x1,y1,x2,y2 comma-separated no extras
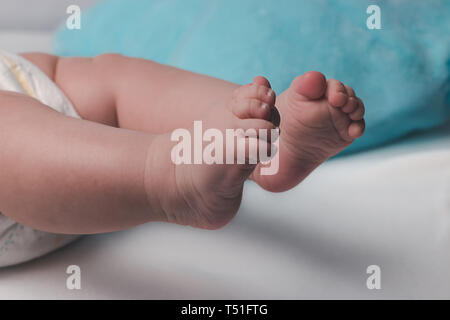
267,90,273,97
348,97,356,105
261,103,269,110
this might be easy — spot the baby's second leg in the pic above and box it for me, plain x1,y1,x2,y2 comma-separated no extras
23,53,242,132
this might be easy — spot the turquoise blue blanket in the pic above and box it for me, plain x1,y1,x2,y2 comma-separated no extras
54,0,450,153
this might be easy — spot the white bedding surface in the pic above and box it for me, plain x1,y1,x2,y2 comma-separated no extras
0,31,449,299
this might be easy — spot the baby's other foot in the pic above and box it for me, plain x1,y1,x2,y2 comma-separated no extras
252,71,365,192
155,78,277,229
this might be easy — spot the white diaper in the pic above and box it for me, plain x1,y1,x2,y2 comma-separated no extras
0,50,82,267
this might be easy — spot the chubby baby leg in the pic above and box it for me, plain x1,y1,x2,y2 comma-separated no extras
0,90,165,233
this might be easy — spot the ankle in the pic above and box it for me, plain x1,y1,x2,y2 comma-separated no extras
142,133,176,223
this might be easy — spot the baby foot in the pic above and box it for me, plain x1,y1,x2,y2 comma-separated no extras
151,79,277,229
251,71,365,192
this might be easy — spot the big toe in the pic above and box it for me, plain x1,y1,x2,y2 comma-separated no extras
289,71,327,101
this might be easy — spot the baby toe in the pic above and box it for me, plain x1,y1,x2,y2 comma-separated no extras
349,98,365,120
344,84,356,98
253,75,271,88
341,97,359,113
235,82,275,106
232,97,272,121
326,79,348,107
289,71,327,101
348,119,365,138
231,79,276,121
250,83,275,106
